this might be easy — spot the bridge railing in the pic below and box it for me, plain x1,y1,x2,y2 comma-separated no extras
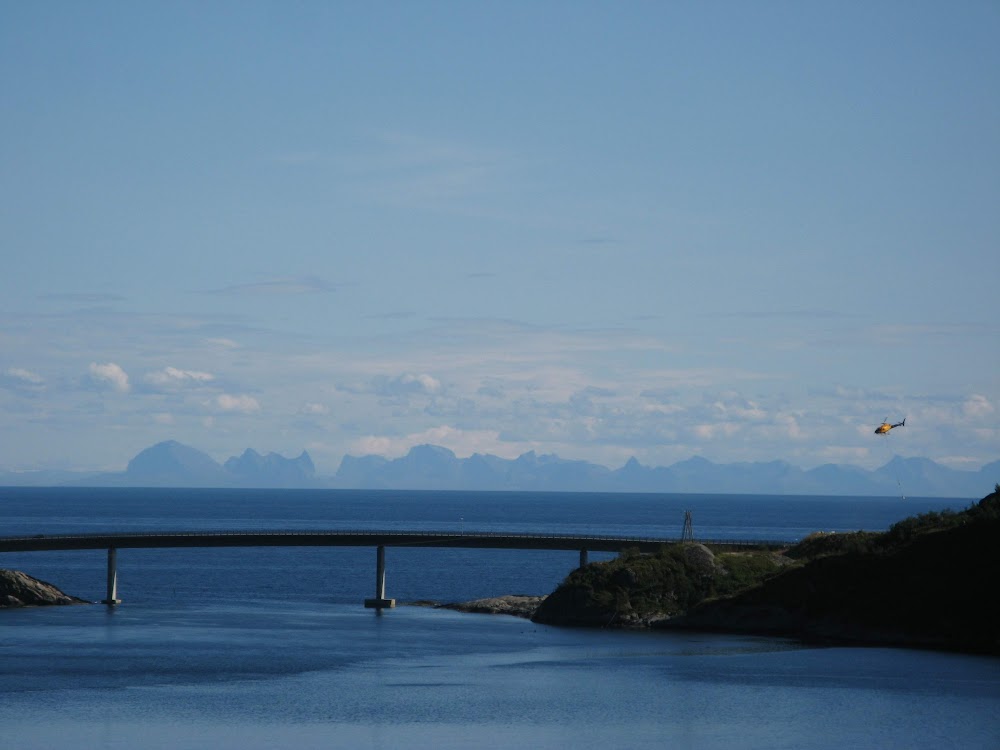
0,528,795,549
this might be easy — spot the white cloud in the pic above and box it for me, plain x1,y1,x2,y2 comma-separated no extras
205,338,240,349
640,402,685,416
351,425,532,460
971,427,997,442
351,435,397,457
372,372,442,397
691,423,740,440
711,394,767,421
2,367,45,392
962,394,994,419
301,402,329,415
215,394,260,413
776,413,803,439
937,455,985,469
2,295,993,473
812,446,871,464
145,366,215,389
89,362,130,392
5,367,44,384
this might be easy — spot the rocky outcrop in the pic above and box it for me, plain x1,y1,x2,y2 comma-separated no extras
664,515,1000,654
0,569,89,607
439,595,545,619
531,543,757,629
532,491,1000,655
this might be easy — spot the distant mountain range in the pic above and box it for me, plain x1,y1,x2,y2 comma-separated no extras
40,441,318,489
1,440,997,498
334,445,998,498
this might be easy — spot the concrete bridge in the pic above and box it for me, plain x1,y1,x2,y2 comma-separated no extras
0,530,788,609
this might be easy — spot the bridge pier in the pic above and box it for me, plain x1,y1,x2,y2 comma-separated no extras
579,549,588,568
101,547,121,605
364,545,395,609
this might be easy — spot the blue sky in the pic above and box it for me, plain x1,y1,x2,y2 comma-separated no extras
2,2,998,474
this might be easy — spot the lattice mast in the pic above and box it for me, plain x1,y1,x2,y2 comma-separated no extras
680,510,694,542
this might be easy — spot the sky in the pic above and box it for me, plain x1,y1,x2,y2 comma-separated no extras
2,1,998,475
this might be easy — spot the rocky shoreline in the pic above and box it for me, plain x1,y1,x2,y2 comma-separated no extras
0,569,89,607
412,594,546,619
430,490,1000,656
440,594,546,618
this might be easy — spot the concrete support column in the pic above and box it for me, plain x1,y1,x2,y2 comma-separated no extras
579,549,588,568
364,545,395,609
102,547,121,605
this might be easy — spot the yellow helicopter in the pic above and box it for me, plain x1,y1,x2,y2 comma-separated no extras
874,417,905,435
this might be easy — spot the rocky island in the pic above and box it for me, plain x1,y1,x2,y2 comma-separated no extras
0,569,89,607
528,487,1000,654
441,488,999,655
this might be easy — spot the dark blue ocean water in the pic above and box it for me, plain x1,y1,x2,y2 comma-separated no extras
1,488,997,749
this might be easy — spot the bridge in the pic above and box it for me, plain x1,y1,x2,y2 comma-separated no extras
0,530,788,609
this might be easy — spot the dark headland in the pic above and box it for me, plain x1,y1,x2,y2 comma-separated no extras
449,488,1000,656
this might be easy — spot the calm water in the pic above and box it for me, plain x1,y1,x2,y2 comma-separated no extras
1,488,998,749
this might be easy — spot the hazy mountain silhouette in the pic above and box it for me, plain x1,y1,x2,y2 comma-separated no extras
224,448,316,487
49,441,318,488
331,445,998,498
1,441,995,497
125,440,230,486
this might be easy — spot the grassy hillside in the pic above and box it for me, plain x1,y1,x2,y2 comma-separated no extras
533,488,1000,654
532,542,790,628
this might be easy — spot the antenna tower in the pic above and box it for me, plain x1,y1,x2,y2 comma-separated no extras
680,510,694,542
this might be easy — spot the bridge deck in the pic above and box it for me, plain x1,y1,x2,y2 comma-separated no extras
0,530,790,554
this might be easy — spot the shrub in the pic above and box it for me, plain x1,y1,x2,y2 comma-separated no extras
715,552,785,594
787,530,880,560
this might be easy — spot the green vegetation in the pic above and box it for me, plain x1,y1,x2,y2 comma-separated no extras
879,491,999,546
787,491,1000,559
785,530,880,559
533,542,787,625
714,548,788,591
534,489,1000,653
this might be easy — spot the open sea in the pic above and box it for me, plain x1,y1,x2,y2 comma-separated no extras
1,487,998,749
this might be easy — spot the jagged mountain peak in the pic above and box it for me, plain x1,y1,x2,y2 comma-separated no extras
26,440,994,496
404,444,457,460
